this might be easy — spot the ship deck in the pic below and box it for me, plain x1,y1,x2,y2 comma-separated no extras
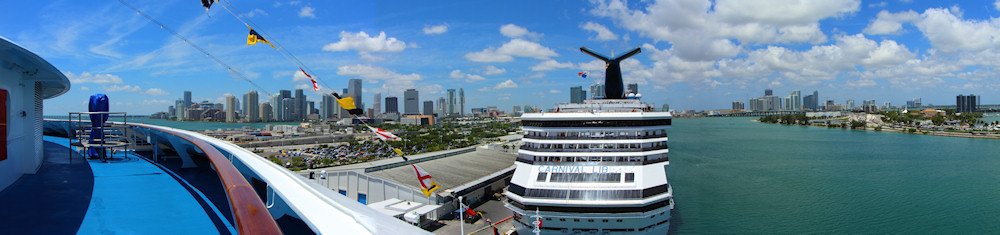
0,136,234,234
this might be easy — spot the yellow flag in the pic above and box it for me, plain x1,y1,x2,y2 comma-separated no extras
247,29,276,49
337,97,357,110
393,148,403,156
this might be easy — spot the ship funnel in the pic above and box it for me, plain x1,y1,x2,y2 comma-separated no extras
580,46,641,99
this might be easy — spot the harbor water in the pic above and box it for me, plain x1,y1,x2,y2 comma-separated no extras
668,117,1000,234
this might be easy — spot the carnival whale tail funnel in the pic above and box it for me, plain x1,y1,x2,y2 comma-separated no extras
580,46,641,99
88,94,109,157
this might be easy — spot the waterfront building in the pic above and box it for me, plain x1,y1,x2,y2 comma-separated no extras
282,98,293,121
385,96,399,114
260,102,272,122
907,98,922,108
447,89,456,115
957,94,979,113
271,95,283,121
321,94,334,120
790,90,801,111
423,101,434,116
295,89,305,121
803,91,819,111
513,105,522,116
590,84,605,99
404,89,419,115
225,95,236,122
184,91,192,120
846,99,855,110
570,86,585,103
732,101,744,110
167,106,175,119
627,83,639,94
174,99,185,120
459,88,465,116
244,91,259,122
307,101,316,115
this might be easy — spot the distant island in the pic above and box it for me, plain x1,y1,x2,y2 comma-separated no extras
758,110,1000,139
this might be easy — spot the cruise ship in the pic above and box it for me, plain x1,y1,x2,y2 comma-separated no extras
505,47,674,234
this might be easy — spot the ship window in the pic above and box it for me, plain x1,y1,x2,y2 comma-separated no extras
574,219,580,222
546,218,552,221
602,219,609,223
560,219,566,221
616,157,625,162
617,219,623,222
602,157,613,162
625,173,635,182
588,219,594,222
550,173,621,183
536,173,548,182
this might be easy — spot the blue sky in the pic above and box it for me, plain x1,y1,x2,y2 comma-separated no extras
5,0,1000,115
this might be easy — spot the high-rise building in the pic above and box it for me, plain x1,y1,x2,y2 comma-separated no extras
282,98,294,121
627,83,638,94
803,90,819,111
183,91,192,120
349,78,363,111
570,86,585,103
423,101,434,116
174,99,185,120
732,101,744,110
590,84,605,99
260,102,272,122
294,89,305,121
459,88,465,116
437,97,446,117
307,101,316,115
789,90,801,111
167,106,175,119
373,93,382,114
225,95,237,122
243,91,259,122
907,98,922,108
846,99,855,110
404,89,419,115
446,89,456,115
271,95,283,121
957,94,979,113
765,89,773,96
385,96,399,114
321,94,334,120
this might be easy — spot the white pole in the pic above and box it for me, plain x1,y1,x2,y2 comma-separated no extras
459,196,464,235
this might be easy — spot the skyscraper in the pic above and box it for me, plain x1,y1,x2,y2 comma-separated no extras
271,95,283,121
404,89,419,115
803,90,819,111
437,97,446,117
225,95,236,122
459,88,465,116
423,101,434,115
294,89,306,121
349,78,363,110
260,102,272,122
282,98,294,121
385,96,399,114
590,84,605,99
183,91,192,120
732,101,744,110
570,86,585,103
790,90,802,111
174,99,185,120
957,94,979,113
627,83,638,94
373,93,382,114
447,89,456,115
321,94,334,120
244,91,259,122
846,99,855,110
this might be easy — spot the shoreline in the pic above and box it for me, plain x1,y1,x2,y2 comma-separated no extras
754,120,1000,140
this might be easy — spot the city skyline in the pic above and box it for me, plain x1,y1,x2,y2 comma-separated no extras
10,1,1000,114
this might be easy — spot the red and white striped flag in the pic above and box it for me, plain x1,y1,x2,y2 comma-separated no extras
311,78,320,91
367,125,401,141
411,164,440,196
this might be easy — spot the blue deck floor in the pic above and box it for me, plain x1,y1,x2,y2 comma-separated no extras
0,136,234,234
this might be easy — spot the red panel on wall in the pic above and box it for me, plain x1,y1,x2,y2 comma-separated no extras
0,89,7,161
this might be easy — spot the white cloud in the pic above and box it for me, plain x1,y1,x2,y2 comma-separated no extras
590,0,860,60
495,79,518,89
79,86,90,91
336,64,425,93
322,31,407,53
423,23,448,35
996,0,1000,11
863,10,920,35
500,24,541,38
246,8,268,18
580,22,618,41
142,99,171,105
549,89,561,93
483,65,506,75
847,79,877,87
299,6,316,18
65,72,123,84
465,38,557,62
292,70,312,81
104,85,141,92
449,70,486,82
531,60,575,71
144,88,169,96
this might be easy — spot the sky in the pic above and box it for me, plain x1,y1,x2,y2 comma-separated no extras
5,0,1000,115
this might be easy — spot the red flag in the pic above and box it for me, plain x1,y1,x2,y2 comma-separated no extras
464,207,476,216
368,125,402,141
299,67,312,78
311,78,320,91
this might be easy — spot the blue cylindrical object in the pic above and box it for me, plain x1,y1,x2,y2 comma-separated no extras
88,94,109,158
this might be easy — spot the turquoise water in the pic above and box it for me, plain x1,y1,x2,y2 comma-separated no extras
668,117,1000,234
45,116,301,131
